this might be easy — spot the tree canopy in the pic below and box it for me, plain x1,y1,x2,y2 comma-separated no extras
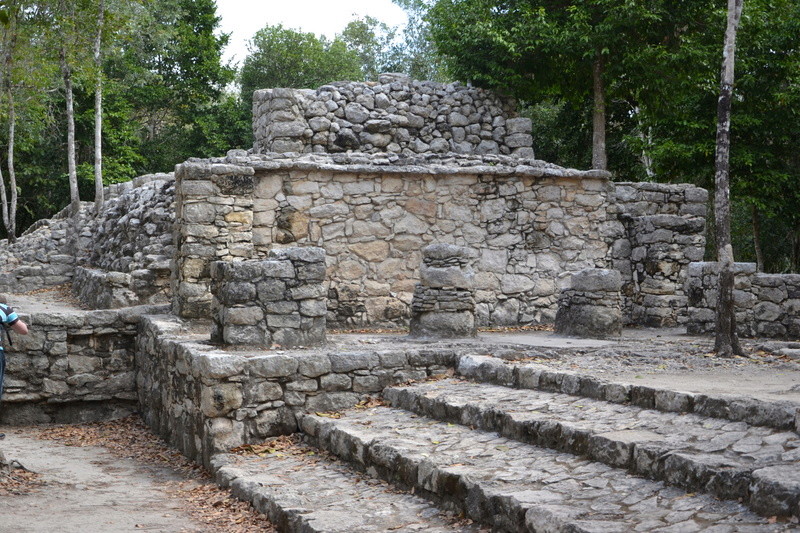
422,0,800,271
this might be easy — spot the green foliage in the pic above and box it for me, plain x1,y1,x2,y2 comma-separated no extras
240,24,363,104
341,16,400,82
391,0,448,81
0,0,240,238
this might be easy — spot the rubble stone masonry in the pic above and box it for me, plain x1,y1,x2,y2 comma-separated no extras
253,74,534,158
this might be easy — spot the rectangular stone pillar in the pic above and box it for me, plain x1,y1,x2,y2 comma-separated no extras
210,247,326,348
172,161,256,318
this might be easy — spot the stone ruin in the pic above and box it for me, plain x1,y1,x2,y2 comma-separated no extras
210,247,327,348
253,73,534,157
555,268,623,338
409,243,477,338
1,74,799,530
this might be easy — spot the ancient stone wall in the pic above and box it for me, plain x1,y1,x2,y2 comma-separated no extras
252,74,533,158
81,173,175,274
610,182,708,326
173,151,619,327
210,247,327,348
0,205,84,293
686,262,800,338
136,314,456,466
0,174,175,308
0,304,167,424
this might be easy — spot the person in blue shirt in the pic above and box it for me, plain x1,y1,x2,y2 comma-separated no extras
0,302,28,439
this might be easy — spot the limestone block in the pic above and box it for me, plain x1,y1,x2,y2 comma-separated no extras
200,383,243,417
344,102,369,123
351,240,390,262
555,302,622,339
409,311,476,338
501,274,535,295
321,373,352,391
257,279,287,301
420,265,474,289
191,354,247,379
225,306,264,326
250,354,299,378
569,269,622,292
223,325,267,345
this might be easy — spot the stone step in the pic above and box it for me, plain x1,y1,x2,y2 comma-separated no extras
211,439,485,532
457,354,800,432
300,407,786,532
383,378,800,519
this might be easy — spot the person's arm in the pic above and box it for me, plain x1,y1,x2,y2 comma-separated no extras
0,303,28,335
10,320,28,335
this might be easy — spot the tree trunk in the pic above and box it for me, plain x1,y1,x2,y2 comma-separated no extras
61,52,79,216
1,5,18,242
0,163,8,235
752,204,763,272
93,0,104,213
792,223,800,273
7,93,17,243
713,0,744,357
591,57,607,171
634,106,655,179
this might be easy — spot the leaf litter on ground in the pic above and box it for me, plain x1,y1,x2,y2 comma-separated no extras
33,415,276,533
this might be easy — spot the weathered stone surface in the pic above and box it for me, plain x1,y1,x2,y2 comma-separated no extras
252,78,530,157
212,451,476,533
686,262,800,339
210,248,327,349
303,405,782,532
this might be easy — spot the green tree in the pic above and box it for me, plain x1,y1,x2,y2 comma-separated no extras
341,16,399,82
639,0,800,272
240,24,362,105
108,0,235,171
392,0,447,81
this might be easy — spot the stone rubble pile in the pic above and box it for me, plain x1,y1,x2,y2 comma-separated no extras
82,173,175,274
253,73,534,158
0,173,175,307
210,247,327,348
410,243,477,338
555,268,623,338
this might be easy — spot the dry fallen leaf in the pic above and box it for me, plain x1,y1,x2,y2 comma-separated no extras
34,415,276,532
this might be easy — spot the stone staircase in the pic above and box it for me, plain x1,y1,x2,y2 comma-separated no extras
210,354,799,532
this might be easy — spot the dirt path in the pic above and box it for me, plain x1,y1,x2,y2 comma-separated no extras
0,427,207,533
0,418,274,533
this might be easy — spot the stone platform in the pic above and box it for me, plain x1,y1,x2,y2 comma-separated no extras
3,290,800,530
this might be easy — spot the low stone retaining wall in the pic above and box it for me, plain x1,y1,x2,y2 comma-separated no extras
686,262,800,338
0,303,168,424
136,315,457,467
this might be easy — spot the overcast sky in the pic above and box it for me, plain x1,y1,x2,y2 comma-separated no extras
215,0,409,67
